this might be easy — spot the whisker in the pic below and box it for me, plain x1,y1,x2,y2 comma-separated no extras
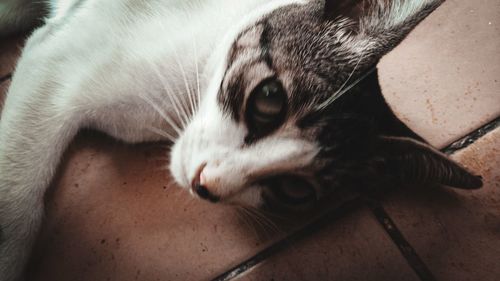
256,207,291,224
242,206,281,238
165,67,192,128
154,20,196,127
255,208,284,234
171,52,196,124
145,125,176,142
173,52,196,121
193,38,202,112
316,52,372,111
238,207,263,238
145,59,190,130
138,92,183,136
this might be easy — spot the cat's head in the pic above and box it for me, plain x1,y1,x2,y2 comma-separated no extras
170,0,482,212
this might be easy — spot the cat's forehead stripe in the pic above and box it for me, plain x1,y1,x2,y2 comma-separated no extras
259,20,274,70
218,21,275,121
227,25,263,69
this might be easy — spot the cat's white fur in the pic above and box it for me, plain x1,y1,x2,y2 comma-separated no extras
0,0,308,279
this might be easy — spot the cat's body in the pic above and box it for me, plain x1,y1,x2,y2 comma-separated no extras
0,0,482,280
1,0,287,279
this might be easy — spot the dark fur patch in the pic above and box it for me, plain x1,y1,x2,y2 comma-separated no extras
216,0,466,201
218,22,276,122
259,21,274,69
219,72,246,122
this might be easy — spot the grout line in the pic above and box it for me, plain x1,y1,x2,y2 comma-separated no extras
442,116,500,155
0,73,12,84
366,199,437,281
211,199,363,281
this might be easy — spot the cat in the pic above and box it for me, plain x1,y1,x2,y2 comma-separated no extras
0,0,483,280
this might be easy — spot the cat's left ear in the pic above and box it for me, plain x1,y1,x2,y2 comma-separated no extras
374,136,483,189
323,0,444,57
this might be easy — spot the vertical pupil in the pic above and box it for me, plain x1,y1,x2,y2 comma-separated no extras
255,81,283,117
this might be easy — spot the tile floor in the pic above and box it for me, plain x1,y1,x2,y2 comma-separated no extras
0,0,499,280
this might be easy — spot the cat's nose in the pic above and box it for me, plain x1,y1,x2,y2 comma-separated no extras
191,163,220,203
193,184,219,203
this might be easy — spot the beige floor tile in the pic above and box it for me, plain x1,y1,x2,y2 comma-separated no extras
381,128,500,281
236,207,419,281
379,0,500,148
27,132,286,281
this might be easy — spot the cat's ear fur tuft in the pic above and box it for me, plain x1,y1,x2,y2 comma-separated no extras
322,0,444,55
323,0,444,28
375,136,483,189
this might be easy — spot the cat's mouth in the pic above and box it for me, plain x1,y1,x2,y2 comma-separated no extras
259,175,318,212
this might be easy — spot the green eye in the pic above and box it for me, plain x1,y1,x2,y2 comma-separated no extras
246,78,287,139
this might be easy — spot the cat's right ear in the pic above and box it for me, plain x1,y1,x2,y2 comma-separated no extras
374,136,483,189
322,0,444,59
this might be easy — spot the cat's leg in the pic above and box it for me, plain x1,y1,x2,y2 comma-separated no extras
0,42,178,281
0,66,82,281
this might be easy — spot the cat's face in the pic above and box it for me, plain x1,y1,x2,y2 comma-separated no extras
170,0,481,211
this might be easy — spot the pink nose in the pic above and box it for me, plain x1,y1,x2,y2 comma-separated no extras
191,163,205,188
191,163,219,203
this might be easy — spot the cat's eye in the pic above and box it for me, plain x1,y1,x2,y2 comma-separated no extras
245,78,287,139
271,176,315,205
252,81,285,120
261,175,317,211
